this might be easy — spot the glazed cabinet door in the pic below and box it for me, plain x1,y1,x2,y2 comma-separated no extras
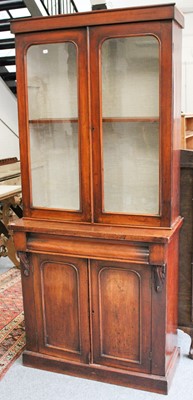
90,22,173,227
90,260,152,373
32,254,90,363
16,28,91,222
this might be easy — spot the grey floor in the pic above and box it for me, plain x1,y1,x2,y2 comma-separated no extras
0,255,14,275
0,256,193,399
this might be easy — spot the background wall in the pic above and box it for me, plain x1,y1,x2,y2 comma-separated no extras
182,12,193,114
0,77,19,160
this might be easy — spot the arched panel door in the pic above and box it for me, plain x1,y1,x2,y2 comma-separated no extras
90,260,152,373
32,254,90,363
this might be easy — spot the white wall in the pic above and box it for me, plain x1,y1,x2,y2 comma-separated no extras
0,77,19,160
182,13,193,114
75,0,91,11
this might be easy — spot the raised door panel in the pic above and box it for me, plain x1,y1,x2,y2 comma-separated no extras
33,254,90,363
90,260,152,373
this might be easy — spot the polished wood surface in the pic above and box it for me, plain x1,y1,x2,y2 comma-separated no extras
11,3,184,34
30,254,90,362
11,4,183,394
90,260,152,373
12,218,182,393
14,29,91,223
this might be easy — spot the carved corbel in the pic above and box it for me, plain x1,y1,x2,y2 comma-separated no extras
153,264,166,293
18,251,31,277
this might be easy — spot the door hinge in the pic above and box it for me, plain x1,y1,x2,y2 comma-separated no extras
149,351,153,361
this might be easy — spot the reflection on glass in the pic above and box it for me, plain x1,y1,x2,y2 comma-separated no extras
102,36,160,215
27,42,79,210
103,122,159,214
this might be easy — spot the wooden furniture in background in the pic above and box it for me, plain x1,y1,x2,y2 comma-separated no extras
11,4,184,394
181,114,193,149
0,158,20,186
179,150,193,359
0,159,22,266
0,185,22,266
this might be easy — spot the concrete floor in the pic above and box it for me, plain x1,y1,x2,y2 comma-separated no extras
0,255,14,275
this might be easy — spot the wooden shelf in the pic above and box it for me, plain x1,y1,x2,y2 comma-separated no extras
186,131,193,139
29,118,78,124
29,117,159,124
103,117,159,123
181,115,193,149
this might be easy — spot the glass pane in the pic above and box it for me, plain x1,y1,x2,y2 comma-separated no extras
27,42,79,210
102,36,160,215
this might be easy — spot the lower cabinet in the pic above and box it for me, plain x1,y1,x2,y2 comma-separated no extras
16,224,181,395
29,255,152,373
